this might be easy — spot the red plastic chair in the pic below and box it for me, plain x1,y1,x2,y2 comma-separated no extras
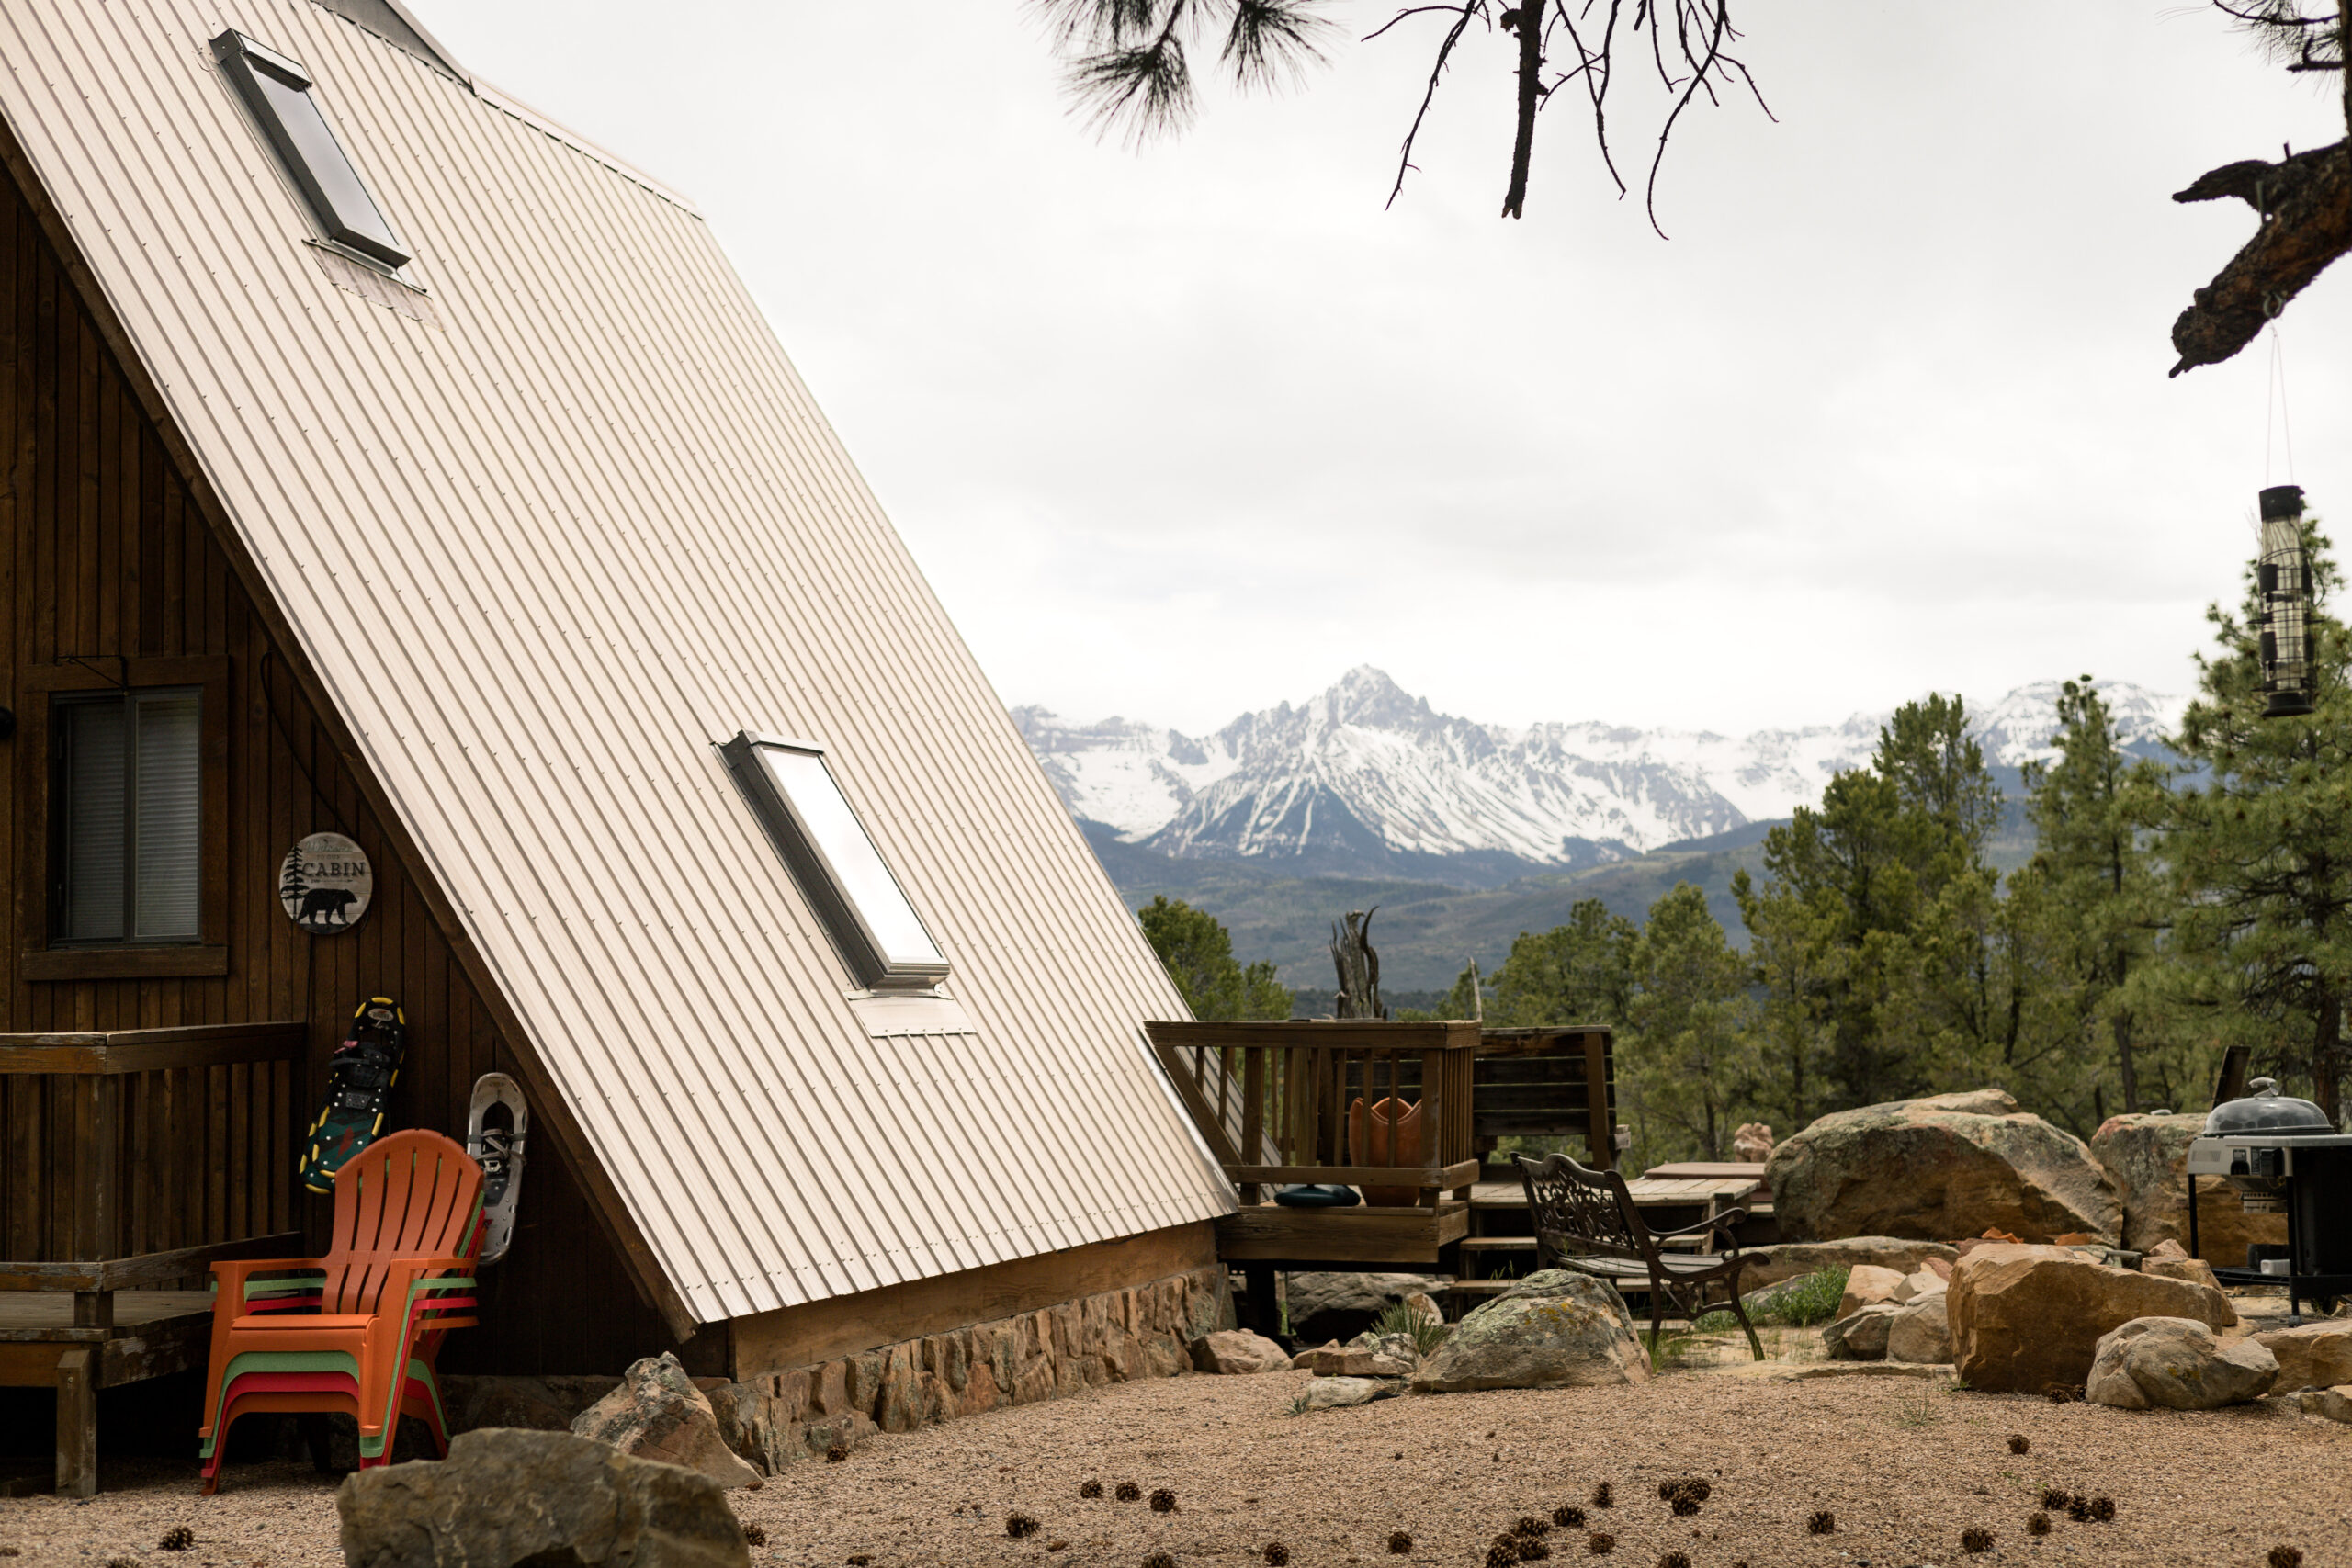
198,1129,482,1492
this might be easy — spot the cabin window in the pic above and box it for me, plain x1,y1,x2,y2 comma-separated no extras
720,733,949,990
212,30,412,269
54,690,203,944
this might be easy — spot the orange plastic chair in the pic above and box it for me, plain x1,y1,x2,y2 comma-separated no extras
198,1129,483,1493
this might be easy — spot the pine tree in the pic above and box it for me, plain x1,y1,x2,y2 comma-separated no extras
1136,895,1292,1021
1473,900,1638,1028
1622,883,1759,1162
2140,516,2352,1122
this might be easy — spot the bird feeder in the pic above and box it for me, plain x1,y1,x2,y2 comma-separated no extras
2256,483,2314,719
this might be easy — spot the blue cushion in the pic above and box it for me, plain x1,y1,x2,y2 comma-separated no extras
1272,1184,1361,1208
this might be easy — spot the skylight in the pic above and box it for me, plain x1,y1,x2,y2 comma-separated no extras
213,30,410,269
721,733,950,989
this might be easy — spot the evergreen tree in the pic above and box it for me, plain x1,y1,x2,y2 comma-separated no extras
1136,895,1292,1021
1470,899,1638,1028
2017,679,2172,1113
1622,883,1759,1163
2139,517,2352,1122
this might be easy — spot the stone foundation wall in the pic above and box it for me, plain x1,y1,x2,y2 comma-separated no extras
444,1263,1232,1475
707,1263,1232,1472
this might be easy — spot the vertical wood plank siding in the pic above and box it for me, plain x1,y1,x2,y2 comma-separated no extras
0,0,1229,1329
0,175,673,1372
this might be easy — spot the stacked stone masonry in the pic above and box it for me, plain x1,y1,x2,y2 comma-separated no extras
707,1265,1231,1473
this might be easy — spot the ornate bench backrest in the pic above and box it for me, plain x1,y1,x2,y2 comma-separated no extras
1514,1151,1650,1269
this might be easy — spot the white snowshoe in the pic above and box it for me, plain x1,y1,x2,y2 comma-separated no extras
465,1073,529,1266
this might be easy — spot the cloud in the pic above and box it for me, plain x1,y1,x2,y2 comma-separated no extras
432,0,2352,733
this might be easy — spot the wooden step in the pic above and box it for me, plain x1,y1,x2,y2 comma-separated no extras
1457,1236,1537,1251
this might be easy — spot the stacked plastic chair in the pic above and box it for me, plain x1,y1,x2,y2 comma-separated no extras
198,1129,484,1494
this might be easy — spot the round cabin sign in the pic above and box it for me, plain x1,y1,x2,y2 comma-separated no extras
279,832,373,934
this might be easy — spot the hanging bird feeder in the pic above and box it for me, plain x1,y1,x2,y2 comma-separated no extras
2256,483,2314,718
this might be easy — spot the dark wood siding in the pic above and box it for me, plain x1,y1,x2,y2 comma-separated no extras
0,147,677,1375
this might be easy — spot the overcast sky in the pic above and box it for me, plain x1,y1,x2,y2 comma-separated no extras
428,2,2351,736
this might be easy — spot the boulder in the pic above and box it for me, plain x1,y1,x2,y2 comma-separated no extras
2254,1323,2352,1391
2085,1317,2278,1410
1283,1272,1435,1345
1885,1296,1951,1364
571,1354,763,1489
1822,1303,1901,1361
2143,1255,2222,1292
2298,1386,2352,1423
1838,1265,1907,1318
2090,1112,2287,1261
1891,1267,1948,1303
1410,1270,1651,1393
1291,1344,1381,1376
1948,1243,2236,1394
1741,1237,1962,1291
1190,1330,1291,1375
1296,1375,1401,1411
1768,1089,2120,1244
339,1427,749,1568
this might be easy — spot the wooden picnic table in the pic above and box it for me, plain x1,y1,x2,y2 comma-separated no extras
1641,1161,1769,1181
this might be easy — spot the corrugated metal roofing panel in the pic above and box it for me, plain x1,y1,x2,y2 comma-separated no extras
0,0,1231,1324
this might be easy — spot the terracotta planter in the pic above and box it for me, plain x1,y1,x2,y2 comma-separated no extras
1349,1096,1424,1206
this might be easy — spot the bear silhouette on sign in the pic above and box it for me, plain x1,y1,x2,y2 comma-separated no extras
298,886,359,927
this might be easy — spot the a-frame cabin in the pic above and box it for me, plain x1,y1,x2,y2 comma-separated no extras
0,0,1233,1492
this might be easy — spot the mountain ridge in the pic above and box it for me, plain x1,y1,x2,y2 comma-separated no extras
1017,667,2181,884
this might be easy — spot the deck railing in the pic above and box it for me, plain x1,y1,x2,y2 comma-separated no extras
0,1022,306,1297
1143,1021,1483,1206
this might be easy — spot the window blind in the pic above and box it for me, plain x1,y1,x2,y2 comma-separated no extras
62,700,127,941
133,694,202,940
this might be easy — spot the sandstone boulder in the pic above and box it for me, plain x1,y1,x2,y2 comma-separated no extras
2085,1317,2278,1410
2090,1112,2287,1261
1948,1243,2236,1393
1190,1329,1291,1374
1885,1295,1951,1364
1410,1270,1651,1392
2300,1386,2352,1423
1822,1303,1901,1360
1768,1090,2119,1244
339,1427,749,1568
2143,1255,2222,1292
1891,1267,1948,1303
1742,1238,1962,1291
571,1354,763,1489
2254,1323,2352,1391
1284,1272,1434,1344
1296,1375,1401,1411
1838,1265,1907,1318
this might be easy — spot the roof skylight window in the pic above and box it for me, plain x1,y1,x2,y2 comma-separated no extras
721,733,950,989
213,30,410,269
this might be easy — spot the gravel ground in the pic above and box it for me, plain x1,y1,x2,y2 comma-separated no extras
2,1367,2344,1568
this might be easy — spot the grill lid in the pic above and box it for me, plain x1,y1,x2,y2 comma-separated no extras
2204,1077,2334,1136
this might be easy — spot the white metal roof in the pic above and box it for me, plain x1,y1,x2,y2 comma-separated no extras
0,0,1230,1325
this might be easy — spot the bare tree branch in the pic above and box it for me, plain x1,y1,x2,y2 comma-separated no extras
1377,5,1487,209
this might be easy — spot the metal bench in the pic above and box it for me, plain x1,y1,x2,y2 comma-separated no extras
1514,1151,1764,1359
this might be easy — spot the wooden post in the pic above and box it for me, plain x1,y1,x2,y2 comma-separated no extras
1239,1050,1266,1205
1582,1032,1614,1170
55,1347,96,1498
73,1290,113,1330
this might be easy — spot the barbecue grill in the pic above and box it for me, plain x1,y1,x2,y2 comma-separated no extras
2186,1077,2352,1324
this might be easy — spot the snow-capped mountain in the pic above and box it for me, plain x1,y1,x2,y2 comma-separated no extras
1013,667,2181,874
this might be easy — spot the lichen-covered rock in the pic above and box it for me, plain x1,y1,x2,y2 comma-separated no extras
2090,1112,2287,1261
2085,1316,2278,1410
1949,1243,2237,1394
1768,1090,2119,1244
571,1354,763,1490
2254,1323,2352,1391
1742,1237,1962,1290
1884,1295,1951,1364
1190,1329,1292,1374
339,1427,749,1568
1409,1270,1650,1392
1822,1303,1900,1360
